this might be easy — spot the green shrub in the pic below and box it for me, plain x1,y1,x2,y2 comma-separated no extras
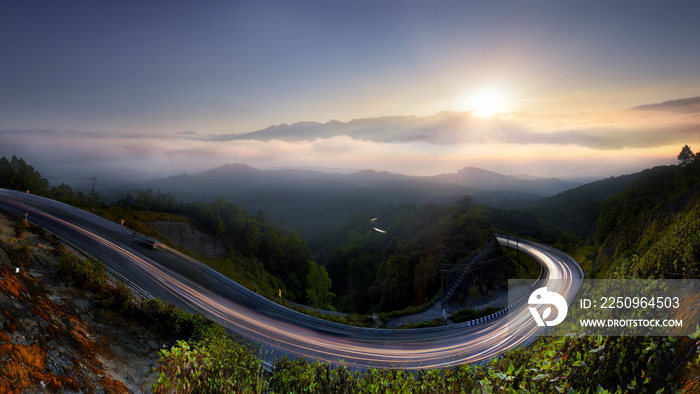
58,253,109,290
267,358,479,393
142,298,224,342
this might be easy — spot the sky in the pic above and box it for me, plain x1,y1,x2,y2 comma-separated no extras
1,1,700,187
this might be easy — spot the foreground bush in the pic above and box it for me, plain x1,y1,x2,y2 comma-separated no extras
58,252,108,290
152,336,264,394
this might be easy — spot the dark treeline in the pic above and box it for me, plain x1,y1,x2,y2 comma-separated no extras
312,197,493,314
0,155,95,208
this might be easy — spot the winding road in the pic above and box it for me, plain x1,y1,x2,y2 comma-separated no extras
0,189,583,370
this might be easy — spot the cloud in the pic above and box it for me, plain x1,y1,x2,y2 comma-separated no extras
1,100,698,185
178,130,199,136
206,105,700,151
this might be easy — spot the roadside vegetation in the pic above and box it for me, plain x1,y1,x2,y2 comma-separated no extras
53,243,223,343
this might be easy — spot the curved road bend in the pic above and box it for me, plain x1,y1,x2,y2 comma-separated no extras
0,189,583,370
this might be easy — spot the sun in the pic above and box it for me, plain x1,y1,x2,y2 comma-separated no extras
457,86,511,117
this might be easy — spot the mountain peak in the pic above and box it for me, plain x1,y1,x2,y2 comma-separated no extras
216,163,257,171
198,163,259,177
457,167,503,176
348,169,400,178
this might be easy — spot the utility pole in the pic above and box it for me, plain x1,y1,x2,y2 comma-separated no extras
441,264,444,325
90,177,98,211
440,246,446,326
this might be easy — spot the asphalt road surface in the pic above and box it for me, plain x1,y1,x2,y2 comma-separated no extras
0,189,583,370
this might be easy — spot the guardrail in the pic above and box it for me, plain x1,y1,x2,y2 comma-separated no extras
37,225,154,301
462,294,528,327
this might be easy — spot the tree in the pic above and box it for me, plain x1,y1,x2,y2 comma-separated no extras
305,261,335,310
678,145,696,166
0,155,50,194
133,189,154,210
50,183,78,205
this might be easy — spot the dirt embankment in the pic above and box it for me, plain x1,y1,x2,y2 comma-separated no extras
149,221,225,257
0,212,159,393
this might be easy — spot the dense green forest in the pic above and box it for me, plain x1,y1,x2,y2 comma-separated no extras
593,149,700,279
310,199,538,314
311,199,492,313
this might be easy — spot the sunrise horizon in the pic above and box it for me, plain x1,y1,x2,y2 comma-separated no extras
2,1,699,186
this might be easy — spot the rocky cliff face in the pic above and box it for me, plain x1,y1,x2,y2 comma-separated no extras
0,212,158,393
149,221,226,257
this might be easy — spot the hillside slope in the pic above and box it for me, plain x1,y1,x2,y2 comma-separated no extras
594,159,700,278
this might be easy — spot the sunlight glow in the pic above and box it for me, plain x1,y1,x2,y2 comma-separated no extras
458,87,512,117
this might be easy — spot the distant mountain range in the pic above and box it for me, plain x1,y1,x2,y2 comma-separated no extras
102,164,580,236
105,163,578,202
197,96,700,150
207,112,486,145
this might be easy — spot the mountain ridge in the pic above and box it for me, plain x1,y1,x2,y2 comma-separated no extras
100,163,580,237
200,96,700,149
631,96,700,112
103,163,579,200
